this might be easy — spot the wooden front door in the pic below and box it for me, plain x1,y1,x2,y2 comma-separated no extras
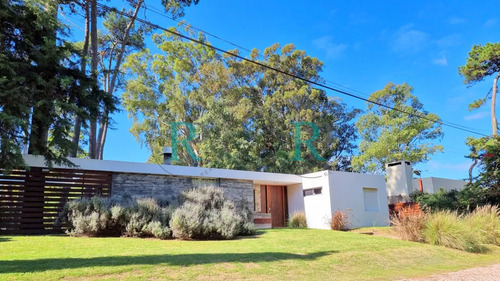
262,185,287,227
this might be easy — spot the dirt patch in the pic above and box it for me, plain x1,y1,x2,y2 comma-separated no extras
349,228,400,240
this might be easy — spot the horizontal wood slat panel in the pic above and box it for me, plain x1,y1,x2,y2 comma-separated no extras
0,167,112,234
0,212,60,218
0,229,64,235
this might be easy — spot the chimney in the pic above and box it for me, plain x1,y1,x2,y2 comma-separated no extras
385,160,413,197
163,147,172,165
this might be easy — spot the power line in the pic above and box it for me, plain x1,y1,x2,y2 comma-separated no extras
142,3,490,134
142,4,489,135
143,4,255,54
144,3,374,99
97,3,489,137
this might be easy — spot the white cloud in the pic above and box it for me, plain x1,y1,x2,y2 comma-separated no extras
392,24,429,54
432,55,448,66
464,111,489,121
312,36,348,60
484,19,497,27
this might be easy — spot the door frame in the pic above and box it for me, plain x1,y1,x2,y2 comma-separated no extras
259,185,288,227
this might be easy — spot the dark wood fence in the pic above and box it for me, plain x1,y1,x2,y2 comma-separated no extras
0,167,112,234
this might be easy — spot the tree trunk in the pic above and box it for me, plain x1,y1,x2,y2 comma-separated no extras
89,0,98,159
469,157,478,183
96,0,144,159
28,110,49,155
29,1,57,155
492,73,499,136
70,0,90,158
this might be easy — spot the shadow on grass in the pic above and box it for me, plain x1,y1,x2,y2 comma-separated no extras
0,237,11,242
0,251,336,274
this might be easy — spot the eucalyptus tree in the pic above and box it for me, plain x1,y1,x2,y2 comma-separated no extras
352,82,443,174
70,0,200,159
123,29,359,173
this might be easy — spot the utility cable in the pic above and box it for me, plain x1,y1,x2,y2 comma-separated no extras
96,3,489,137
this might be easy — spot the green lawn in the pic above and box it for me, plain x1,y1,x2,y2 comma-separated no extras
1,229,499,280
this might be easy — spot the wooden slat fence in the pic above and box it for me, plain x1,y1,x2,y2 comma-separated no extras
0,167,112,234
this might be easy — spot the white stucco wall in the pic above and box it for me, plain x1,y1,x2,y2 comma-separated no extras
301,171,332,229
412,177,467,194
329,171,390,228
386,161,414,196
287,183,305,217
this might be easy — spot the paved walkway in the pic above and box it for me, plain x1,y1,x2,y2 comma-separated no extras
400,263,500,281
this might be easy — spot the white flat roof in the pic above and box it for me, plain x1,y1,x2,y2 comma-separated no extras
22,155,302,185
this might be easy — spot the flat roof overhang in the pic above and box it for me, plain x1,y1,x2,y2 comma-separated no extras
22,155,303,185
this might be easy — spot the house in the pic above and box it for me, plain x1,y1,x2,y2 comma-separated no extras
14,154,390,232
386,160,467,204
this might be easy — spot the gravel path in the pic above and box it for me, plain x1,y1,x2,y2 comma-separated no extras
400,263,500,281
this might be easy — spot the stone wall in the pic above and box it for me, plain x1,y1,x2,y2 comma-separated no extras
111,173,254,209
219,178,254,210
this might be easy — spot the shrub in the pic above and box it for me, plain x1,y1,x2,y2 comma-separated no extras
411,189,460,212
289,211,307,228
411,185,499,214
59,196,173,239
331,210,349,231
170,186,253,239
423,210,486,253
124,198,173,239
235,197,256,236
390,207,427,242
58,197,123,237
465,205,500,246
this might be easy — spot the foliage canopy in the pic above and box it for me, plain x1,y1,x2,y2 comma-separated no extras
123,29,359,174
352,82,443,174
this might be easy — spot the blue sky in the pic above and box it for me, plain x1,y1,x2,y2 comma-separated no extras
63,1,500,179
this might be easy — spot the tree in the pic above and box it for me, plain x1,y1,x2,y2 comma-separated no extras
470,137,500,190
123,29,359,173
459,43,500,136
458,43,500,179
78,0,200,159
352,82,443,174
69,0,90,157
0,0,106,170
233,43,359,173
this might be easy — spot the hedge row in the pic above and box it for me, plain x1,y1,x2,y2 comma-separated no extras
57,186,255,240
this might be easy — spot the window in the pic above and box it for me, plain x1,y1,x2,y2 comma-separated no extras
363,188,379,212
303,187,322,197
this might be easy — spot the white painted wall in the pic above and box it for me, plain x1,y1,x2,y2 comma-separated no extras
287,183,305,217
301,171,331,229
329,171,390,228
412,177,467,194
386,161,414,196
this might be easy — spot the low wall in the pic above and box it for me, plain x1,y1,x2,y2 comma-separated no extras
389,202,421,218
111,173,254,209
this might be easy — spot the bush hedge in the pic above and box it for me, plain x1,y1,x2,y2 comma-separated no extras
410,185,499,213
170,186,255,239
58,186,255,240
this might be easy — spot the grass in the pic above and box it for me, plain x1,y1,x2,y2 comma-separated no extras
1,229,499,280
